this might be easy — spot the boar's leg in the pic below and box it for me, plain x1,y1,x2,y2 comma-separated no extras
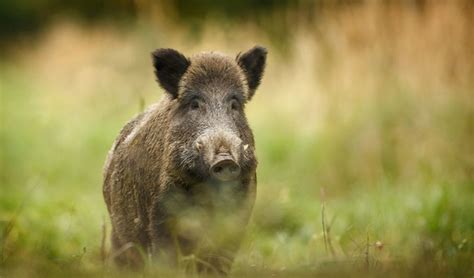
110,229,145,270
149,190,181,266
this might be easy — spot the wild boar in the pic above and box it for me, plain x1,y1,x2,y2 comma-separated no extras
103,46,267,274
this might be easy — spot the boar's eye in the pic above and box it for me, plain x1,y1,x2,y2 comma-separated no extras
190,99,200,110
230,98,240,111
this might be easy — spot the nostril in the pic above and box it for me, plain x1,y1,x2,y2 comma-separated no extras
230,165,239,173
210,159,241,182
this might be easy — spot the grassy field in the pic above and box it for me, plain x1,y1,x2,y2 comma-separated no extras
1,2,473,276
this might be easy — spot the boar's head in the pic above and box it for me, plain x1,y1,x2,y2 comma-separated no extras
152,47,266,190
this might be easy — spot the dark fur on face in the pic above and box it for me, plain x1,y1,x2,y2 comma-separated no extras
163,52,260,186
103,46,266,274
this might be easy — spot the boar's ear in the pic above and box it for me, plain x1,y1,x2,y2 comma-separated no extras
236,46,267,99
152,48,190,98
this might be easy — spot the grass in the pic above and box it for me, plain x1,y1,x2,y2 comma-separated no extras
1,1,473,276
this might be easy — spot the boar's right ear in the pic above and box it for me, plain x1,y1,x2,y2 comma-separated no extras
152,48,190,98
236,46,267,100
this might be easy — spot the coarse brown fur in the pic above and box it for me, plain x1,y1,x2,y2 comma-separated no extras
103,46,267,274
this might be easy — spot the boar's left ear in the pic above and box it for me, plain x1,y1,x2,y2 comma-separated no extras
236,46,267,100
152,48,190,98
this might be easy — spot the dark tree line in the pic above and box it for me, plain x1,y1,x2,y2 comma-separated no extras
0,0,445,43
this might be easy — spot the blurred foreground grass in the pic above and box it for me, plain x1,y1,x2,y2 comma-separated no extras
1,1,473,276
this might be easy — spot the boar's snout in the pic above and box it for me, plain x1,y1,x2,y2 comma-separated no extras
210,154,241,182
194,130,244,182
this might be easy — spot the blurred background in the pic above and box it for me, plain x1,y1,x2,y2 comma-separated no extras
1,0,473,276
